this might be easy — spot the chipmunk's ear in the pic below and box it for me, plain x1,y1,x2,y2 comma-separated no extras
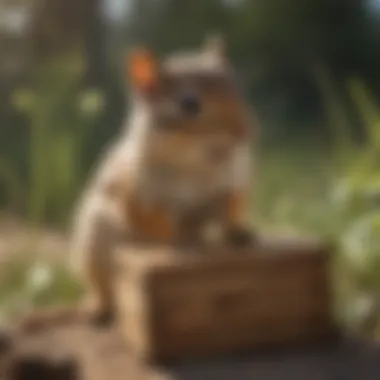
203,33,226,61
127,48,159,93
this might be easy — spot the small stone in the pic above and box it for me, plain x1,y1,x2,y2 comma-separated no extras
11,354,51,380
10,352,79,380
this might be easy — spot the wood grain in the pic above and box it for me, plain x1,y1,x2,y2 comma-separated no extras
114,235,336,362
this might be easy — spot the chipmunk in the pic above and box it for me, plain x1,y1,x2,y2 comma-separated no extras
70,36,257,324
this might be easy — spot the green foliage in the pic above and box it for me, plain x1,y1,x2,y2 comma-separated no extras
0,157,24,213
0,256,83,322
251,76,380,337
11,54,104,226
325,79,380,334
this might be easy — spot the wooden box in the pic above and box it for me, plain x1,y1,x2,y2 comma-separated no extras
114,236,336,362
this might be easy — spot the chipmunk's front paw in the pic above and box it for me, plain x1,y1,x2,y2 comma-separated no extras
225,226,258,248
81,296,114,327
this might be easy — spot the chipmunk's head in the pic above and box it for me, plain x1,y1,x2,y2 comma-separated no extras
126,35,254,170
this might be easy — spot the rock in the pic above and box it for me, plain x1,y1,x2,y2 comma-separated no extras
9,351,79,380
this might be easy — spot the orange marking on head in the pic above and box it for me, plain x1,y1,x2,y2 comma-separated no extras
128,48,159,92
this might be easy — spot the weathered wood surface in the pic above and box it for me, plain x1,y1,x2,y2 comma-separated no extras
114,235,335,361
2,320,380,380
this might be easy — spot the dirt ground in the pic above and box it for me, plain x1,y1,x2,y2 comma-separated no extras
1,313,162,380
1,309,380,380
0,215,68,265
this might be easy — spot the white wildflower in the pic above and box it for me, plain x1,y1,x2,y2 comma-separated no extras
26,262,53,295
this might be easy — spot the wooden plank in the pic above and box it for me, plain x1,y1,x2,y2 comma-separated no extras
114,235,336,362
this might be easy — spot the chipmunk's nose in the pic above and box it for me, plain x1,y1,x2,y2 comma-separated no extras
179,93,201,117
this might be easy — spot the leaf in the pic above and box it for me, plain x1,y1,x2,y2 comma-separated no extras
11,88,35,113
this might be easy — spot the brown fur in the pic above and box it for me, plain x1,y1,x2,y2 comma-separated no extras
69,36,258,322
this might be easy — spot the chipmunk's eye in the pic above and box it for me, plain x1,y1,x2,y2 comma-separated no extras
178,91,201,117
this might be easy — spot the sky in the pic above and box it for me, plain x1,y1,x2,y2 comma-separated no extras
103,0,132,23
369,0,380,11
102,0,245,24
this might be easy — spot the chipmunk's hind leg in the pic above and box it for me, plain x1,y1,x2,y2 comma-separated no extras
71,198,122,326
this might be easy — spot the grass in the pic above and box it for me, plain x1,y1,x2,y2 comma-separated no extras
0,256,84,323
256,145,334,236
